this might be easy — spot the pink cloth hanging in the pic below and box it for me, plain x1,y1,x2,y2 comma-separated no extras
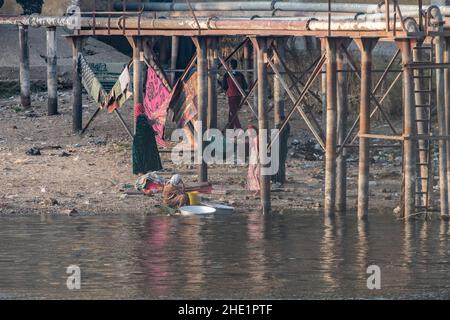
143,65,171,147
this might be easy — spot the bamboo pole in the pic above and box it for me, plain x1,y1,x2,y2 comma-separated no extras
47,27,58,116
19,25,31,109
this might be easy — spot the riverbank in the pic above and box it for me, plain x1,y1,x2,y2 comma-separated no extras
0,89,408,216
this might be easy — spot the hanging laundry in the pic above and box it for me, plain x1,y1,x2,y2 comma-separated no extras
143,62,171,147
133,112,163,175
79,54,107,105
169,68,198,128
107,65,133,113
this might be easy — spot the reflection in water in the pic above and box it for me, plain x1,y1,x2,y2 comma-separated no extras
0,213,449,299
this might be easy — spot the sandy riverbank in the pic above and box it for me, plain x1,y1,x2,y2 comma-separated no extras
0,88,411,216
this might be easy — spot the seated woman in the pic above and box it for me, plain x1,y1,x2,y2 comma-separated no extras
162,174,189,208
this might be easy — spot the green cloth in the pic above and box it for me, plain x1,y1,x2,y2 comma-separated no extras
133,115,163,175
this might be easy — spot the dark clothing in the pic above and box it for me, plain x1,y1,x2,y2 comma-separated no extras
227,96,242,129
132,115,163,175
222,70,248,129
221,71,248,97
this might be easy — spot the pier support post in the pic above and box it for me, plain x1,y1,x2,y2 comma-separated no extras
243,40,250,84
443,37,450,219
321,39,327,129
324,37,338,217
133,37,144,131
71,37,83,133
398,39,417,219
170,36,179,86
273,38,287,184
252,37,271,214
355,38,377,220
19,25,31,109
436,36,449,219
193,37,208,183
47,27,58,116
207,37,218,129
252,42,258,110
336,40,350,213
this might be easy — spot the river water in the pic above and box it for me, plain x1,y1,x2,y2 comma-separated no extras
0,211,449,299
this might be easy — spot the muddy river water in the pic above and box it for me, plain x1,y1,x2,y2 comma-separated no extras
0,211,449,299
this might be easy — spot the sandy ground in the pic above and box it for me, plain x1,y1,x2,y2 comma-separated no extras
0,87,410,216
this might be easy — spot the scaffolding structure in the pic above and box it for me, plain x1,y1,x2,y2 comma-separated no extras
2,1,450,220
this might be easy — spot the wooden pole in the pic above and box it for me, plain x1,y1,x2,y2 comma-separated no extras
336,43,349,213
47,27,58,116
399,39,417,219
356,38,377,220
324,37,337,217
254,37,270,214
71,37,83,133
170,36,179,86
207,37,218,129
19,25,31,109
195,36,208,183
436,36,449,219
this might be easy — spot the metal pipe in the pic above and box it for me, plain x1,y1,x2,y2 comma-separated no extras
357,38,377,220
47,27,58,116
399,39,417,220
207,37,218,129
195,37,208,183
170,36,179,86
255,37,271,214
71,37,83,133
273,38,287,185
19,25,31,109
336,43,348,214
133,37,143,134
115,2,450,15
324,37,338,217
0,15,417,32
435,35,449,219
444,37,450,219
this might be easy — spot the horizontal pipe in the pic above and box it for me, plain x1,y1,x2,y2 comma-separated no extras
114,2,450,15
0,15,418,32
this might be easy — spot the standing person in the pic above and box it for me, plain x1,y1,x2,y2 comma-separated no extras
221,59,248,129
